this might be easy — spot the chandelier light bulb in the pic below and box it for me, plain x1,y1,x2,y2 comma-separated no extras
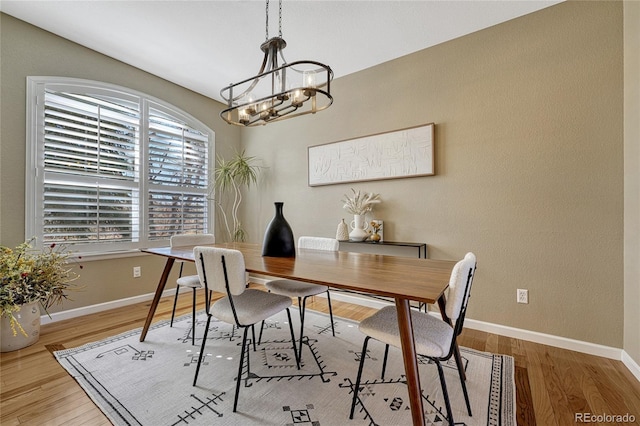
303,70,317,88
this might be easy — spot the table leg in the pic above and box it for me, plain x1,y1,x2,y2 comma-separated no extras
395,298,425,426
437,295,466,381
140,257,175,342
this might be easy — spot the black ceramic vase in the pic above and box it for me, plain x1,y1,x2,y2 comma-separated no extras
262,202,295,257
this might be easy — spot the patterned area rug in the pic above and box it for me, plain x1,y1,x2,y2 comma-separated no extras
54,308,514,426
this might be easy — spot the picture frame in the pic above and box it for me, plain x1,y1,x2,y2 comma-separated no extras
308,123,434,187
370,219,383,242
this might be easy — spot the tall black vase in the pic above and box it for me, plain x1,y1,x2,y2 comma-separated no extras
262,202,296,257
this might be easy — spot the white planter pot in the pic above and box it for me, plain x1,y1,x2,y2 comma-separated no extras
1,301,41,352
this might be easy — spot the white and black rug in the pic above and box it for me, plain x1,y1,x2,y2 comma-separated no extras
54,308,514,426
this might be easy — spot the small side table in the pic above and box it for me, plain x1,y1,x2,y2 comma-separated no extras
338,240,428,259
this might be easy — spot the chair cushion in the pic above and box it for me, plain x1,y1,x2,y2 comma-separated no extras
176,274,201,288
193,247,246,295
266,279,329,298
445,252,476,320
358,306,453,358
211,289,292,326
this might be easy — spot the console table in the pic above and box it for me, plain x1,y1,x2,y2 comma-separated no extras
338,240,428,258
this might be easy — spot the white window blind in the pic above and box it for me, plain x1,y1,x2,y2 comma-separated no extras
147,106,210,239
26,77,214,254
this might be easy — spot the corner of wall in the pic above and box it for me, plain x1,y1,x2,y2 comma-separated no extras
623,0,640,367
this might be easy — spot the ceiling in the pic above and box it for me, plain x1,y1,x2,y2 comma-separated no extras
1,0,562,104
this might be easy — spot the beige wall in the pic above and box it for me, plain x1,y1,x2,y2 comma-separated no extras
624,1,640,363
241,1,625,348
0,14,241,309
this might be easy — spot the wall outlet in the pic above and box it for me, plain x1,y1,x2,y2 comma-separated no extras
133,266,141,278
517,288,528,304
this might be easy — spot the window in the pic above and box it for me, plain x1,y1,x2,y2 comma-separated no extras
26,77,214,255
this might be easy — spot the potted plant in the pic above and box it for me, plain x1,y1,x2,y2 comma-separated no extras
341,188,381,241
0,239,80,351
210,150,262,242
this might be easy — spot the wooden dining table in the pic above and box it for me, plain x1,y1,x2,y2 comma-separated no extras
140,242,457,426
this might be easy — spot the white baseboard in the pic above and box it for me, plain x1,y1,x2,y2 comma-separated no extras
622,350,640,382
464,317,623,360
40,277,639,383
40,287,180,325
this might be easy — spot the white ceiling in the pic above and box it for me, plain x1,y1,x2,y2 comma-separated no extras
1,0,562,103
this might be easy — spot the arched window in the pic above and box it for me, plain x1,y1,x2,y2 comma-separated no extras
26,77,214,255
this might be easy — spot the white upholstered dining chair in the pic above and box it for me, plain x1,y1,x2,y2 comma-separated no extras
349,252,477,425
192,246,300,412
263,236,338,360
169,233,215,345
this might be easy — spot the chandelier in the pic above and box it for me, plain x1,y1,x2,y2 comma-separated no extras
220,0,333,127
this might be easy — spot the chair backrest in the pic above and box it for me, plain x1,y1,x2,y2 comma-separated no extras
193,247,246,296
445,252,477,327
170,233,215,247
298,236,339,252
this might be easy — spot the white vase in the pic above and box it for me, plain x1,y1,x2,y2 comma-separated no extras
349,214,370,241
336,219,349,241
0,301,41,352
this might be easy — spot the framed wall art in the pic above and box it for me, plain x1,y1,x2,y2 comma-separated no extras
308,123,434,186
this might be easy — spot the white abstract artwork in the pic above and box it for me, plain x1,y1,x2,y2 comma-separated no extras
308,123,434,186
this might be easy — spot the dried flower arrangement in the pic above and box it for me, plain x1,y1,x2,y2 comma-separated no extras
341,188,381,215
0,239,81,337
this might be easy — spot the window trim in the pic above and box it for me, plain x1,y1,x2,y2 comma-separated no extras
26,77,215,255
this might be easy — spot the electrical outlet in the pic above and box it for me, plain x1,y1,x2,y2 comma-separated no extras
133,266,141,278
517,289,528,304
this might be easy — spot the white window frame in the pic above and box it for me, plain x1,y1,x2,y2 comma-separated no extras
26,77,214,256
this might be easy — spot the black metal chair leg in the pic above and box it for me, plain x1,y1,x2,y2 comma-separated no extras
170,285,180,327
245,328,252,385
350,336,370,419
258,320,265,345
435,359,455,426
285,308,300,369
171,262,185,327
191,288,196,345
233,327,249,412
297,297,303,322
326,290,335,336
251,324,257,351
298,297,308,361
193,314,212,386
381,344,390,380
204,284,210,308
456,356,473,416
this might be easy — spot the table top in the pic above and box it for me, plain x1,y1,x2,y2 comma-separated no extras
142,242,454,304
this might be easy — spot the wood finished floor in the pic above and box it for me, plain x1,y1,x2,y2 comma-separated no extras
1,285,639,426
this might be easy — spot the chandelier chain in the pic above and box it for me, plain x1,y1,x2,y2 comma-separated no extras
265,0,283,40
265,0,269,40
278,0,282,37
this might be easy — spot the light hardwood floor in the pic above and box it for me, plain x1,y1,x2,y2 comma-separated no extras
1,286,639,425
